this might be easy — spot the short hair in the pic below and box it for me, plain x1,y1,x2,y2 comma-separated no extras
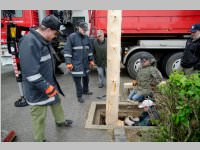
38,24,48,31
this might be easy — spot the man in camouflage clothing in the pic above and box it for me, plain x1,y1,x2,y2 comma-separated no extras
128,54,163,102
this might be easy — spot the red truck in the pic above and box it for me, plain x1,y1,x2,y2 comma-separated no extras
1,10,39,45
2,10,200,78
89,10,200,78
1,10,52,46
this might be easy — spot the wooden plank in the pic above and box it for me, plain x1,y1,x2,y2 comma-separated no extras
123,82,133,89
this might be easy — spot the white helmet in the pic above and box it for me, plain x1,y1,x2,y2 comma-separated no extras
124,116,135,126
138,100,155,108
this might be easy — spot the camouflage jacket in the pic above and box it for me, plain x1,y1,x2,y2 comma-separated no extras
136,64,163,96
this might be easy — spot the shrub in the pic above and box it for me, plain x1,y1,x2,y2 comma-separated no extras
155,71,200,142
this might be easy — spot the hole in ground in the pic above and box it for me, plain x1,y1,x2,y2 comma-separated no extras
93,104,144,125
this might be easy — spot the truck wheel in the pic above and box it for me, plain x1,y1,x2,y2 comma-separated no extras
127,51,154,79
162,52,183,77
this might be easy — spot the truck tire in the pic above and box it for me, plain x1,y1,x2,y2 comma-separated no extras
127,51,155,79
162,52,183,77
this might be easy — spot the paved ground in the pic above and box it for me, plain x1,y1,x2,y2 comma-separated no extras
1,63,131,142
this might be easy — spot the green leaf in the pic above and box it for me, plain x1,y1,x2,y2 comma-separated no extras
176,106,183,110
175,116,180,125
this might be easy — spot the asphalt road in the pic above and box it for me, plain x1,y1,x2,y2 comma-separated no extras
1,64,131,142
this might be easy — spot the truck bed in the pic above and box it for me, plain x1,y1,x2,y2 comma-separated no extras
90,10,200,35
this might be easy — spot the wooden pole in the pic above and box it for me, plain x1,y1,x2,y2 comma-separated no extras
106,10,122,125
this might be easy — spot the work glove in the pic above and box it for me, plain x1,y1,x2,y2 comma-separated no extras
89,61,94,69
66,64,73,71
132,80,138,86
45,85,58,97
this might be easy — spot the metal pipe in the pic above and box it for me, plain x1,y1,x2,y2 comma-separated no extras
17,82,24,97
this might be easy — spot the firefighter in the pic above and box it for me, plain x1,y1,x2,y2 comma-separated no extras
127,54,163,103
64,22,94,103
180,24,200,75
19,15,73,142
93,29,107,88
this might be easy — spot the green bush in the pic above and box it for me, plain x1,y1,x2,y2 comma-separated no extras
155,71,200,142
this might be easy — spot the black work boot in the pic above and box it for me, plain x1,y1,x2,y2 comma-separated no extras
98,83,104,88
98,85,104,88
14,97,29,107
56,120,73,127
83,91,93,95
78,97,84,103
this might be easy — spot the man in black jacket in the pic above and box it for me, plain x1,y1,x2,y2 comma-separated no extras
19,15,73,142
64,22,94,103
181,24,200,75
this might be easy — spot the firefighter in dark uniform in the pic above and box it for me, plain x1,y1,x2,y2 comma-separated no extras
64,22,94,103
181,24,200,75
19,15,73,142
